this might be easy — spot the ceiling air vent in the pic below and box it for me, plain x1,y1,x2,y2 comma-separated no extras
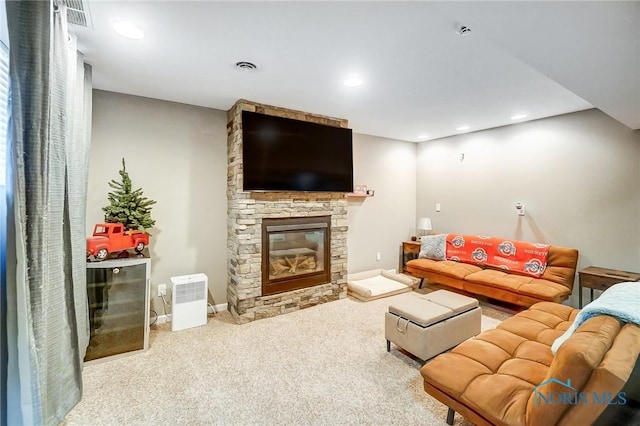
235,61,258,71
455,23,472,37
60,0,91,27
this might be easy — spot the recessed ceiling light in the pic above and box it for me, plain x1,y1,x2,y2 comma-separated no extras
456,125,470,131
344,75,363,87
510,113,528,120
113,21,144,39
417,134,429,140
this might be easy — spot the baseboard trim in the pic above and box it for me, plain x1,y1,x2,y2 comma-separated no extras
209,303,228,314
155,314,171,324
152,303,227,325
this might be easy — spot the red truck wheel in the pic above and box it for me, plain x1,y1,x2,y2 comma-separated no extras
96,248,108,261
135,242,145,253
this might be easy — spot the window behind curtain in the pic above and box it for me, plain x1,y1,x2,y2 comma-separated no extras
0,40,10,426
0,42,7,185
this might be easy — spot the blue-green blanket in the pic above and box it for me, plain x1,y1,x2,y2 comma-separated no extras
551,281,640,354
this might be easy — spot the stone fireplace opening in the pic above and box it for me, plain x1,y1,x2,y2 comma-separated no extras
262,216,331,296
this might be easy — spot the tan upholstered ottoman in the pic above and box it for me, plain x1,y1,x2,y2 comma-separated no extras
385,290,481,361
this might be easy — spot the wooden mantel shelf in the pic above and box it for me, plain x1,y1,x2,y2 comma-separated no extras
345,191,374,199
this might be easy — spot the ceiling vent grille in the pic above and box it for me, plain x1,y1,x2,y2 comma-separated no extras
235,61,258,71
60,0,90,27
455,23,472,37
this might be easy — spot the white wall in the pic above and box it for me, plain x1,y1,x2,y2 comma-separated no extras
87,90,228,313
88,92,419,313
91,92,637,311
347,134,417,274
416,109,640,305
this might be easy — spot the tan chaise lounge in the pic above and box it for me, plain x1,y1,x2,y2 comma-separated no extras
420,302,640,426
406,245,579,307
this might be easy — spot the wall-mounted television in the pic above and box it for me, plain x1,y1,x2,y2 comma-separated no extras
241,111,354,192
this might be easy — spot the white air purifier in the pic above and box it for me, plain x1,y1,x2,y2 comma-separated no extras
170,273,208,331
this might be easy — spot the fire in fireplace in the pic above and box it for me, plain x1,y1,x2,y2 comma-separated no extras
262,216,331,296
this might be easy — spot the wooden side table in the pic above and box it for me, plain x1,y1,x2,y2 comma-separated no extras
578,266,640,308
401,241,421,273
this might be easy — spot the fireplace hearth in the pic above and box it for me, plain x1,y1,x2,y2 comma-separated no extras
262,216,331,296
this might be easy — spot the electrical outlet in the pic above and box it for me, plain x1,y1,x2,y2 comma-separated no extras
376,252,381,261
157,284,166,297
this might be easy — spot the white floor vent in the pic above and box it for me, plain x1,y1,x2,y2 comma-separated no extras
170,273,208,331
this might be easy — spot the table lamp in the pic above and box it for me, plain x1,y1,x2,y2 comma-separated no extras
418,217,432,237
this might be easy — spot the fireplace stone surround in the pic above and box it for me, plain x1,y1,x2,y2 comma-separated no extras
227,100,349,324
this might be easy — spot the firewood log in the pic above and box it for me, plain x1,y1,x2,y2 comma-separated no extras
270,259,289,275
286,255,300,273
298,257,313,270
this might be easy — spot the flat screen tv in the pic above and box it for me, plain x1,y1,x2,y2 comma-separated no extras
241,110,354,192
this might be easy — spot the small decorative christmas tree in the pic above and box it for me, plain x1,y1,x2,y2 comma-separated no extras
102,158,156,231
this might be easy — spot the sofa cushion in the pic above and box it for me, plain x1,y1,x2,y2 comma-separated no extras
463,269,572,302
503,302,576,344
558,323,640,426
526,315,622,426
464,269,521,290
406,258,483,280
421,302,580,426
540,245,579,289
517,282,572,302
461,373,534,426
422,328,532,426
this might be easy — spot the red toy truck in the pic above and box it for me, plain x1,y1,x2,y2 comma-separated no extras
86,223,149,261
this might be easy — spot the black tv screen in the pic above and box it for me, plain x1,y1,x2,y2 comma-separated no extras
242,111,354,192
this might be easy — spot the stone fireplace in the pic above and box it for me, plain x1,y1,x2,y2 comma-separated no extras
227,100,348,323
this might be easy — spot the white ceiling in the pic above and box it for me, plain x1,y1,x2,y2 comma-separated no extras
70,1,639,142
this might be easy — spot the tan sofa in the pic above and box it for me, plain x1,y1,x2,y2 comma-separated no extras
406,245,578,307
421,302,640,426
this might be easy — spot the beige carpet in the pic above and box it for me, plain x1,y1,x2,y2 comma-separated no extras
63,292,511,426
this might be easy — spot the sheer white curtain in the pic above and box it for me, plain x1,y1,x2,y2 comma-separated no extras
5,1,92,424
0,40,11,426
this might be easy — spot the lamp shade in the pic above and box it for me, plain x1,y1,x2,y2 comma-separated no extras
417,217,432,231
